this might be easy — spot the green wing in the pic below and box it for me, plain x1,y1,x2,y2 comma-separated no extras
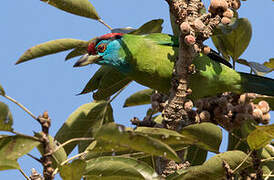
120,33,274,99
142,33,179,47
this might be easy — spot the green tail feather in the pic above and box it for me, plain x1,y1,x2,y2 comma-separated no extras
241,72,274,96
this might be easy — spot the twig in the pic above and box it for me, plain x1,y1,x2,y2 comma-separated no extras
228,131,243,141
264,172,274,180
19,168,31,180
151,155,156,170
232,151,252,174
46,137,94,156
98,19,112,30
233,139,243,150
27,153,42,164
11,130,41,142
3,95,37,120
261,157,274,163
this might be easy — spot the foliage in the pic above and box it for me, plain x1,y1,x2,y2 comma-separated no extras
1,0,273,179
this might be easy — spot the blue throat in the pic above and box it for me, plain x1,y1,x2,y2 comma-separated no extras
96,39,131,74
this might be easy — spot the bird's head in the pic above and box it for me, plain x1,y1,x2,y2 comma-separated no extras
73,33,126,69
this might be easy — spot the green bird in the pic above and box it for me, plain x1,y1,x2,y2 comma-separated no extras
73,33,274,100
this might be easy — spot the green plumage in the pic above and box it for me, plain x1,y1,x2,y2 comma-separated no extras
115,33,274,99
75,33,274,99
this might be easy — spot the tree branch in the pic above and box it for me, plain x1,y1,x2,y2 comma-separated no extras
163,0,202,130
37,111,54,180
163,0,234,130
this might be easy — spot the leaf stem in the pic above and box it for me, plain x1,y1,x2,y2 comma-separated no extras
61,152,87,166
52,151,87,176
151,155,156,170
11,130,41,142
233,60,236,70
232,151,252,173
108,82,131,103
46,137,94,156
19,168,31,180
3,95,37,120
263,171,274,180
98,19,112,30
27,153,42,163
261,157,274,162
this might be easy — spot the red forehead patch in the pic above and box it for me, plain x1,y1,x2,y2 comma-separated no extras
87,33,124,55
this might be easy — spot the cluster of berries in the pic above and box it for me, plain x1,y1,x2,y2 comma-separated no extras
180,0,241,52
151,91,271,130
193,93,270,130
209,0,240,25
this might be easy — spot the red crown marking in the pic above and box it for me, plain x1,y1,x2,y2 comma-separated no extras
87,33,124,55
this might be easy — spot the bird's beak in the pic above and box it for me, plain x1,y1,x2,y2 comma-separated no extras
73,54,101,67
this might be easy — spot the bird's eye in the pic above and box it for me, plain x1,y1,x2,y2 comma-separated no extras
97,44,107,53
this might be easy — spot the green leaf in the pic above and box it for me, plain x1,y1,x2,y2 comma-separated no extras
36,134,67,168
135,124,221,153
247,124,274,150
0,135,40,160
260,146,274,176
213,10,239,36
0,85,5,96
83,140,134,160
84,156,159,180
111,27,135,34
248,62,273,76
130,19,163,35
211,18,252,61
135,127,188,145
227,128,249,152
167,151,252,180
65,47,87,60
94,123,181,162
79,67,108,95
0,160,20,171
93,77,131,101
154,114,164,124
16,39,87,64
83,126,140,158
65,37,97,61
123,89,153,107
265,144,274,157
237,58,249,66
0,102,13,132
79,66,132,100
263,58,274,69
55,101,113,155
60,159,86,180
180,123,222,153
186,146,207,166
41,0,100,20
237,59,273,76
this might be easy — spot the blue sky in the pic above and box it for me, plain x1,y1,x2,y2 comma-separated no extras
1,0,273,179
